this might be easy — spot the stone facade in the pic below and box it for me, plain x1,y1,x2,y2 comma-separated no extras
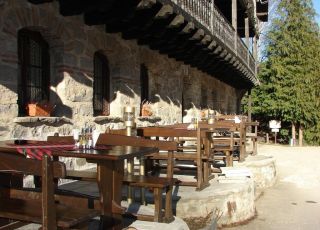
0,0,241,141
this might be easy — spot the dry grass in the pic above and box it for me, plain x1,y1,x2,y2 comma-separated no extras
183,211,213,230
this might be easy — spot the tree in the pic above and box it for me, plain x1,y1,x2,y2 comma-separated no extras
247,0,320,145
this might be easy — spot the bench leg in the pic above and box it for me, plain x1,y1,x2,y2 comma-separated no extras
153,188,163,222
164,185,174,223
226,151,233,167
252,138,257,155
127,159,134,204
239,141,245,162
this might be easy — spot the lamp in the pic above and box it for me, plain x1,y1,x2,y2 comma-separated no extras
123,106,136,204
208,110,215,124
123,106,135,136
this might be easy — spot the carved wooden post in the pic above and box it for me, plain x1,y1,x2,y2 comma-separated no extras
245,16,250,64
245,17,249,47
248,89,252,123
253,36,257,57
232,0,237,50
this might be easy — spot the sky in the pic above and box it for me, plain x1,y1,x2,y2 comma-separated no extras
313,0,320,24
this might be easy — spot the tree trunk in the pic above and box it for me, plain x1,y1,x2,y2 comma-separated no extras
299,125,303,147
292,122,296,146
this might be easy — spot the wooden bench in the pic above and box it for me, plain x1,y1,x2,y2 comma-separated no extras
122,174,178,222
97,133,178,223
137,126,214,190
47,134,178,223
213,120,246,161
0,152,99,229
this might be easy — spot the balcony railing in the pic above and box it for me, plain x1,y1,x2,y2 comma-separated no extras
237,37,248,64
166,0,255,75
212,6,235,51
177,0,212,30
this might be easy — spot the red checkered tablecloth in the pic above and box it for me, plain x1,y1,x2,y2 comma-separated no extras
7,141,112,160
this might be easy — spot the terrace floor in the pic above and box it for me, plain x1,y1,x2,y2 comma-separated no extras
17,143,319,230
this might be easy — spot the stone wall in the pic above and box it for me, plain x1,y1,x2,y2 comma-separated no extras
0,0,240,142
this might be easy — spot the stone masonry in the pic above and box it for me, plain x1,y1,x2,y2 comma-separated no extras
0,0,242,170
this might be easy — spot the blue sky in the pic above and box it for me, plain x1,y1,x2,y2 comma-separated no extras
313,0,320,23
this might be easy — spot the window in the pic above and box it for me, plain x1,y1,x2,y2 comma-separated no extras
200,86,207,109
211,90,217,109
18,29,50,116
93,52,110,116
140,64,149,107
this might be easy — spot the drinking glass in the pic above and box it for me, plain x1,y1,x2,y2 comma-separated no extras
73,129,80,148
92,130,100,148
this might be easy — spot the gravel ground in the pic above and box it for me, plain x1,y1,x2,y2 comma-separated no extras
226,143,320,230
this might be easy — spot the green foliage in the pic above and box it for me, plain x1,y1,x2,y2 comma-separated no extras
244,0,320,145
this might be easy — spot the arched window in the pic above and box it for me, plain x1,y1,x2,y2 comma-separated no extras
93,52,110,116
18,29,50,116
140,64,149,115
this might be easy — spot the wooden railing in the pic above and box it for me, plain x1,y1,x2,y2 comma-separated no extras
212,6,235,51
162,0,256,75
237,37,248,64
248,53,255,73
176,0,212,29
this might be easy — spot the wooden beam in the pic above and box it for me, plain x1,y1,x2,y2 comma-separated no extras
85,0,140,25
28,0,52,4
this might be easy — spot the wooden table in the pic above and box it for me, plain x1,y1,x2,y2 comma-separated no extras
0,141,158,229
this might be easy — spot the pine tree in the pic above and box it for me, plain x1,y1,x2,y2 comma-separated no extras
248,0,320,145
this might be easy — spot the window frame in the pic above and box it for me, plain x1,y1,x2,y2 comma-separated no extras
140,64,149,115
18,29,50,116
93,52,110,116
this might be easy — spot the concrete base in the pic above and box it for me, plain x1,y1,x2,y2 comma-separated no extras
174,177,255,227
173,154,277,227
235,155,277,198
130,217,189,230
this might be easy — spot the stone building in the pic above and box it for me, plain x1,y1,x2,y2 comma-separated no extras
0,0,268,141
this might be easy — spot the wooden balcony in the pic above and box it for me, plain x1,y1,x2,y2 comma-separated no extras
29,0,260,89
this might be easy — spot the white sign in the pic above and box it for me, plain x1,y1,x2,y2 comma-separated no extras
269,120,281,129
271,128,279,133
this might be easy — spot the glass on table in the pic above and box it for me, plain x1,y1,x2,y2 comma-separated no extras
208,112,215,124
72,129,80,148
92,130,101,148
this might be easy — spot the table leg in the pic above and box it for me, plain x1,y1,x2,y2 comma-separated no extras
167,150,174,179
97,160,125,229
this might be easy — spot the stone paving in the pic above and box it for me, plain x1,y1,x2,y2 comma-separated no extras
228,144,320,230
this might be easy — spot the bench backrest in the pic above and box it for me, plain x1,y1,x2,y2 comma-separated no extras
97,133,177,151
138,124,237,138
0,152,66,229
47,135,74,143
0,152,66,178
137,127,197,138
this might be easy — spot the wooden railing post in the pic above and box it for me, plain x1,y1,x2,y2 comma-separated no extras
232,0,238,51
245,16,250,67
